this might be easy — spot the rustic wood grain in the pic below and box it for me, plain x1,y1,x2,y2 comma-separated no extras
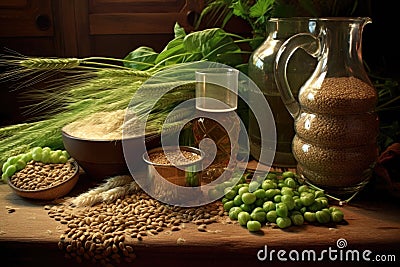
1,173,399,266
0,0,54,37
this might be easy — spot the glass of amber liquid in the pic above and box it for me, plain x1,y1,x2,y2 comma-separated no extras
193,68,240,185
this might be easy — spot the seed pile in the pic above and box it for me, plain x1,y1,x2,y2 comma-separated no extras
47,189,225,266
294,76,378,189
62,109,143,140
9,160,76,190
148,150,201,165
295,112,379,146
292,136,377,174
293,136,378,187
299,76,377,114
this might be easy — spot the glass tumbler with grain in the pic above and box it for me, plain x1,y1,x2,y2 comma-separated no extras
192,68,240,185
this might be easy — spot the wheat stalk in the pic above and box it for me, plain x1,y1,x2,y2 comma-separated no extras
0,65,151,168
100,184,134,203
132,83,195,116
19,57,82,70
71,175,137,207
0,53,196,172
95,68,152,79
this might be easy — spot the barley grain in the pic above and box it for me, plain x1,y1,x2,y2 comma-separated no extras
295,76,378,188
20,57,81,70
197,224,207,232
9,160,76,191
171,226,181,231
49,180,225,265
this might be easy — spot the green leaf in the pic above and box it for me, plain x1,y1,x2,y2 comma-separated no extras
195,0,232,29
235,63,248,75
123,46,158,70
183,28,243,66
182,28,218,52
249,0,274,18
231,0,250,19
155,42,188,66
174,22,186,39
221,9,234,28
155,24,187,65
249,35,265,50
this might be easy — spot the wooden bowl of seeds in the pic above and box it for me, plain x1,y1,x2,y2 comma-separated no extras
60,110,161,180
7,159,80,200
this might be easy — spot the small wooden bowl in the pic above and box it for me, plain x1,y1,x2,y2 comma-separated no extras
7,160,80,200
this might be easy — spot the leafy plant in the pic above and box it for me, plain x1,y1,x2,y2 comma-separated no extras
195,0,274,47
195,0,400,152
123,47,158,70
1,4,398,178
124,23,247,70
373,75,400,151
0,23,253,171
195,0,363,45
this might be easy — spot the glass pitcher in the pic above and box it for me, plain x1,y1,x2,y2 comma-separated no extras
274,17,379,194
248,18,317,167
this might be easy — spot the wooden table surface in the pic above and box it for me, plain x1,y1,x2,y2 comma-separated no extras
1,166,399,267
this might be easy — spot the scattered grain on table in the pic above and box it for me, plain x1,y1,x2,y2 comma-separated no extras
46,186,226,266
176,237,186,245
5,206,17,213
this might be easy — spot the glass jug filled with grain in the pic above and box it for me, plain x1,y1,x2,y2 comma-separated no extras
248,17,317,168
274,17,379,195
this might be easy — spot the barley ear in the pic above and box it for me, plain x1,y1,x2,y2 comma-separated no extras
20,58,81,70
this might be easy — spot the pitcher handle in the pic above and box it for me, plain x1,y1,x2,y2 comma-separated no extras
274,32,322,119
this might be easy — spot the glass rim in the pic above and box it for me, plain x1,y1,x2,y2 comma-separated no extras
269,17,371,22
195,68,239,76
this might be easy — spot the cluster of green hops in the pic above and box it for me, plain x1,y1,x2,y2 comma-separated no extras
221,171,344,232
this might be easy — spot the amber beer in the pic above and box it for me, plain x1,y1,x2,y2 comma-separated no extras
192,68,240,185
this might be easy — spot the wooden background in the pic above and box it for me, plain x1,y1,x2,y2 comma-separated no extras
0,0,398,126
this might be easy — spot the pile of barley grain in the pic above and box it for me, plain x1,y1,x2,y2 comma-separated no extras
298,76,377,114
62,109,143,140
294,76,379,188
295,112,379,146
10,161,76,190
46,190,227,266
292,136,377,186
148,150,201,165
